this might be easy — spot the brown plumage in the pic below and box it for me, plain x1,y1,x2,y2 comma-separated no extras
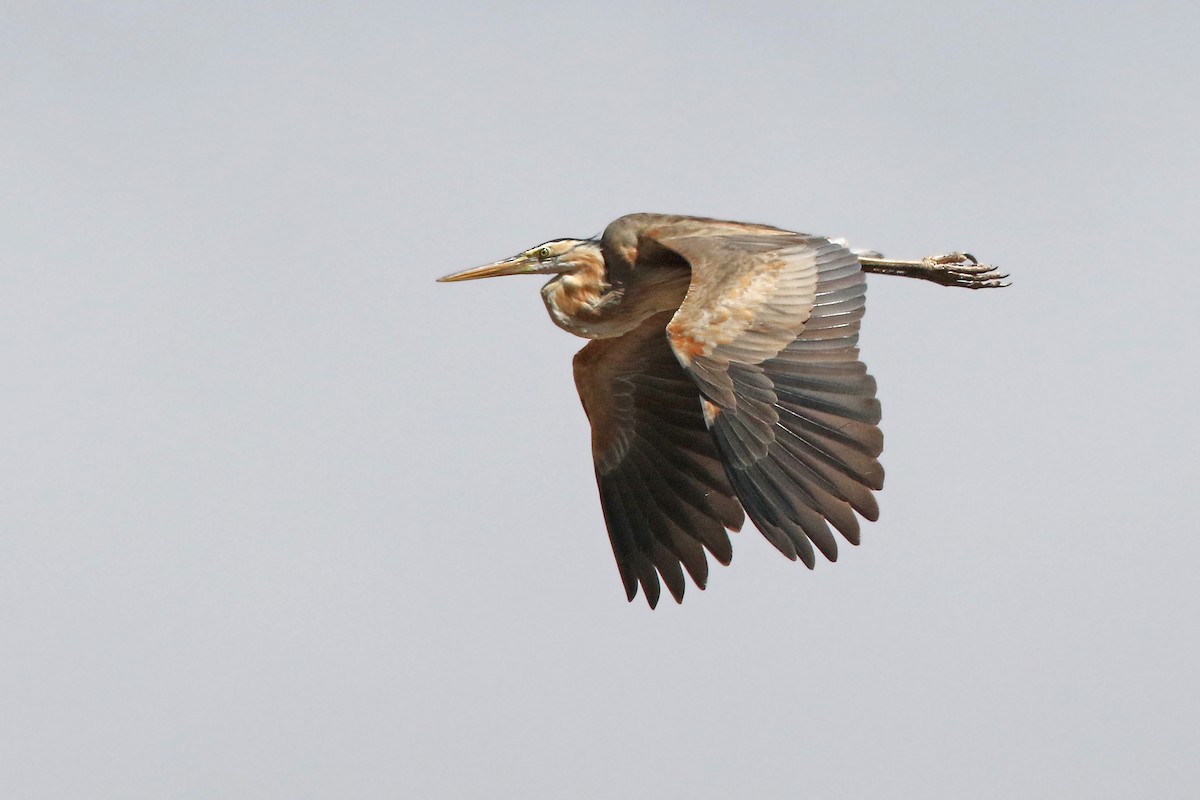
439,213,1008,607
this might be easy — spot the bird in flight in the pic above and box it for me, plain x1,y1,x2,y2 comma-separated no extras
439,213,1008,607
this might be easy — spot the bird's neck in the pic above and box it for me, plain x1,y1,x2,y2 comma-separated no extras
541,253,614,339
541,253,691,340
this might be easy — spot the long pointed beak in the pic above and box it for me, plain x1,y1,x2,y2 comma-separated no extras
437,255,535,283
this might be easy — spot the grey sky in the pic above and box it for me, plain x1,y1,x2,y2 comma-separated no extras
4,1,1199,797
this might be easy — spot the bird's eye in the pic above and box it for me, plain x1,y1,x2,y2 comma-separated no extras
537,247,551,260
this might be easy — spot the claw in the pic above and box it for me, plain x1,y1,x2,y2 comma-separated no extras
940,261,1011,289
961,270,1011,289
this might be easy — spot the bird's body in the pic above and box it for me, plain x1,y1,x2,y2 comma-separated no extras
439,213,1007,606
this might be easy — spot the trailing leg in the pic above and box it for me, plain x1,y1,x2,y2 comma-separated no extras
858,252,1009,289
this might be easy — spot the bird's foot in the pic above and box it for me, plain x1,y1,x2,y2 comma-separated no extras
918,253,1010,289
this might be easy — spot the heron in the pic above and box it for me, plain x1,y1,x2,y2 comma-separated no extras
438,213,1007,607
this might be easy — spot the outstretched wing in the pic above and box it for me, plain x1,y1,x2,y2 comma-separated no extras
573,311,745,608
651,226,885,568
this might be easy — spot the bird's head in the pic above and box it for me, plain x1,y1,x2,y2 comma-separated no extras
437,238,602,283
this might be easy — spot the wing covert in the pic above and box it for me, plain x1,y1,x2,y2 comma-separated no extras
659,230,861,404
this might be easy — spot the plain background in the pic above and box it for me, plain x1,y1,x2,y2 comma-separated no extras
4,1,1198,797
